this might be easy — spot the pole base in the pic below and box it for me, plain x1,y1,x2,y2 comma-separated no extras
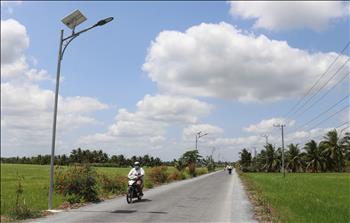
47,209,63,213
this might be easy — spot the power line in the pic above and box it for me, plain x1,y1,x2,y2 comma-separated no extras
293,94,349,132
289,58,349,119
284,42,350,118
293,71,349,118
307,105,349,131
336,121,350,129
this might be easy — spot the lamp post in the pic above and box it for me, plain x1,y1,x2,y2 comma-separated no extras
195,131,208,151
48,10,113,210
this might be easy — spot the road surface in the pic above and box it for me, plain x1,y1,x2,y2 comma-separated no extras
29,169,257,222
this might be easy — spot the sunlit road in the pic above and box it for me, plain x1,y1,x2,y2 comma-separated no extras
29,170,257,222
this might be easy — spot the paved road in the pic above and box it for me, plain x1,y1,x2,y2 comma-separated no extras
30,169,257,223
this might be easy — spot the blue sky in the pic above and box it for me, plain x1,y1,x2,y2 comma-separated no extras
1,1,349,161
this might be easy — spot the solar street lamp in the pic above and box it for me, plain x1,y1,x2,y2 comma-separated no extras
48,10,113,210
195,131,208,151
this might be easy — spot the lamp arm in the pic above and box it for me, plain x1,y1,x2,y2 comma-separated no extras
60,24,98,60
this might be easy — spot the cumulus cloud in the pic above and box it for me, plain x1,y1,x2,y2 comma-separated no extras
243,117,295,133
82,94,212,139
1,19,109,156
143,22,347,102
183,124,224,140
228,1,349,31
1,19,28,65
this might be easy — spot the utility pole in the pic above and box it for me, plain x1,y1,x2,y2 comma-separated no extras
261,134,269,146
273,124,286,177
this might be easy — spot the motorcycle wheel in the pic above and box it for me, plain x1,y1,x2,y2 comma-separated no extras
137,195,142,201
126,188,133,204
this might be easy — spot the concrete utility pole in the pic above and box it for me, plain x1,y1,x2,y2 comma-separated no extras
261,134,269,146
273,124,286,177
195,131,208,151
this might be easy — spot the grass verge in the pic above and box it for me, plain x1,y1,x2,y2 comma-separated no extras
239,171,350,223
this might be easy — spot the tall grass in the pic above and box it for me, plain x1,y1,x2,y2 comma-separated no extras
240,173,350,223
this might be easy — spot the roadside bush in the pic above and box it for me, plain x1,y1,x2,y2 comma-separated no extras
98,173,127,194
180,171,189,180
10,174,39,220
144,179,154,189
167,169,182,182
55,165,99,203
147,166,169,185
207,163,215,172
195,168,208,176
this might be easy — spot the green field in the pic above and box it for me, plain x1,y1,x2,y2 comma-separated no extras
0,164,181,218
240,172,350,223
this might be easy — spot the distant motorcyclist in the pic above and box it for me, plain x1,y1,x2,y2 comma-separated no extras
226,164,233,174
128,161,145,196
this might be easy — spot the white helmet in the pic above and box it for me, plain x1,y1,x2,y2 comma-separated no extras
134,161,140,167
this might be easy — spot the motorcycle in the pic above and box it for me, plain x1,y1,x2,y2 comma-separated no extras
126,175,143,204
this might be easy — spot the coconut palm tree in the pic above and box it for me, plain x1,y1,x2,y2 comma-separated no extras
304,140,325,173
286,144,304,172
340,131,350,161
181,150,202,176
263,144,279,172
321,129,346,172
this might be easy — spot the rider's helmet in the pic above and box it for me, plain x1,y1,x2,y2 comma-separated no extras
134,161,140,170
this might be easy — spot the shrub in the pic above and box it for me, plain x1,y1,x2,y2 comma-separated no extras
167,169,182,182
207,163,215,172
175,159,186,171
180,171,189,180
55,165,99,203
98,173,127,194
147,166,169,185
144,179,154,189
195,168,208,176
10,174,39,220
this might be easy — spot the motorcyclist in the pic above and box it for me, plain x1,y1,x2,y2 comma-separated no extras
227,164,233,174
128,161,145,196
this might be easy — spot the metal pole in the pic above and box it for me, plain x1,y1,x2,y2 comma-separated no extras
49,29,63,210
195,134,198,151
281,125,285,178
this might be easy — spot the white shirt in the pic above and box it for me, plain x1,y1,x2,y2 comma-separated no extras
128,167,145,178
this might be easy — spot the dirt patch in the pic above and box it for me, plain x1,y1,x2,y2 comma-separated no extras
1,215,13,222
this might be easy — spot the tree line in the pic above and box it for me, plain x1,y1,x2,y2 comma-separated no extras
1,148,163,167
238,129,350,172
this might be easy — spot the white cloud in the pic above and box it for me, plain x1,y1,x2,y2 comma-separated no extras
76,94,213,151
243,117,295,134
285,128,333,145
136,94,212,123
108,94,212,137
183,124,224,140
229,1,349,31
0,1,22,14
143,22,348,102
1,19,28,65
1,19,109,156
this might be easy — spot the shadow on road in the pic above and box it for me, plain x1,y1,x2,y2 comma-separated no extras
111,210,137,214
147,211,167,214
132,198,152,203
